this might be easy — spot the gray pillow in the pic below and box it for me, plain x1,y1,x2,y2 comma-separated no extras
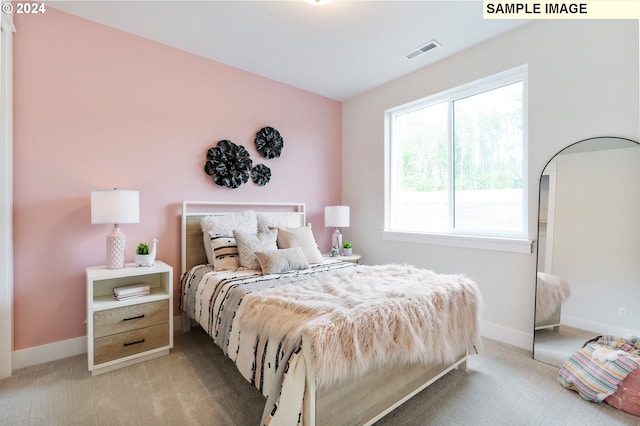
255,247,310,274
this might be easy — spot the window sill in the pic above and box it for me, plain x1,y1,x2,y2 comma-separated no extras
382,231,533,254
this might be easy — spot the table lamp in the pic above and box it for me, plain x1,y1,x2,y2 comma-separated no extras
91,189,140,269
325,205,350,256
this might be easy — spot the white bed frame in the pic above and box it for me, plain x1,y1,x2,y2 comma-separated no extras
535,306,562,332
180,201,468,426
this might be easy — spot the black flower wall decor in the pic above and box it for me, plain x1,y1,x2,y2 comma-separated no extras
204,139,252,189
255,126,284,159
251,164,271,186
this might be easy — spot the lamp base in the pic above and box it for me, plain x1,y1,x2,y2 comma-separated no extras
106,224,126,269
331,228,342,257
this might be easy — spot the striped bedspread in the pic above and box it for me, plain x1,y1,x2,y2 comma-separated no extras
180,259,356,423
558,336,640,402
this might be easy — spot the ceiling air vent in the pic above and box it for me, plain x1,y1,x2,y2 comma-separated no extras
405,39,441,60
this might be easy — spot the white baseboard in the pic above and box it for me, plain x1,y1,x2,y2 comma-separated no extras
13,334,87,370
561,314,639,339
12,315,184,372
480,320,534,352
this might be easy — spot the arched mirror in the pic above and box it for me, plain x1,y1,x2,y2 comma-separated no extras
533,136,640,367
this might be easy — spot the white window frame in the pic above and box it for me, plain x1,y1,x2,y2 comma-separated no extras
383,65,532,254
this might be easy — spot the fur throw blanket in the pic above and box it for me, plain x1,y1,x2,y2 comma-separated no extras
236,264,482,387
536,272,571,322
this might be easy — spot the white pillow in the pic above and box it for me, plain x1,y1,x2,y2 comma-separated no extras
200,211,258,264
233,229,278,270
255,247,310,275
257,213,303,233
209,234,239,271
276,225,324,264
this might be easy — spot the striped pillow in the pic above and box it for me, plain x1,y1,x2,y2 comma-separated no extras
209,233,240,270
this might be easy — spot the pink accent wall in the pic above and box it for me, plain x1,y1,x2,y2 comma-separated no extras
12,9,342,350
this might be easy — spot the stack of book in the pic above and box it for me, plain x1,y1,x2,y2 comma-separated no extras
113,283,150,301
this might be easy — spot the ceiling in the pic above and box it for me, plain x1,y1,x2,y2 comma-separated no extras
50,1,530,101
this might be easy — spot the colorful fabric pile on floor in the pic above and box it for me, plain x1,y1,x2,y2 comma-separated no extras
558,335,640,417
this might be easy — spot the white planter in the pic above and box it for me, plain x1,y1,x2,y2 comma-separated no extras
135,254,155,267
135,239,158,267
342,248,352,256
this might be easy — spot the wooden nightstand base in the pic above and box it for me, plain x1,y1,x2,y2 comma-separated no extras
91,349,170,376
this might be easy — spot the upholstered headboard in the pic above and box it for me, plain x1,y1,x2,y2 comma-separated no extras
180,201,306,275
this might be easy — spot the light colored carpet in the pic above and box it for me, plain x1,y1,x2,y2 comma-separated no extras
534,326,598,368
1,327,638,426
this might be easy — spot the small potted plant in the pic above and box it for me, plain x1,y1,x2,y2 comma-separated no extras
135,239,157,267
342,240,353,256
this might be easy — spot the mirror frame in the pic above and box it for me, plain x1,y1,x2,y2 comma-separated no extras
532,135,640,363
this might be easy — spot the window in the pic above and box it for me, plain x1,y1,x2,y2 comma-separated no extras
385,66,529,252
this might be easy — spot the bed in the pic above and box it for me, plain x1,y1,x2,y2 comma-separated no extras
179,201,482,425
535,272,571,331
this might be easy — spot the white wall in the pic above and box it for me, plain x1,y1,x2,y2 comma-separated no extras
341,20,639,350
553,146,640,335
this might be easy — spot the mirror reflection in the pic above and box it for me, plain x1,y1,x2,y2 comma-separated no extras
533,136,640,367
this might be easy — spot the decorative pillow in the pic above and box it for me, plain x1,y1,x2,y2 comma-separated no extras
255,247,310,275
233,229,278,270
257,213,302,233
200,211,258,264
209,233,239,271
276,225,324,264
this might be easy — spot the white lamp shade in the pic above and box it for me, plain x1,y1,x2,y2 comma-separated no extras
91,189,140,224
325,205,350,228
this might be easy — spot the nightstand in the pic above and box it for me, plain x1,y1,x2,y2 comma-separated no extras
86,260,173,375
323,253,362,264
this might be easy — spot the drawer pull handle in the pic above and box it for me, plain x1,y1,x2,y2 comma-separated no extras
123,314,145,321
123,339,145,347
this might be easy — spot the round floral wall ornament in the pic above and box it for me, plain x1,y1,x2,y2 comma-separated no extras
251,164,271,186
255,126,284,159
204,140,252,189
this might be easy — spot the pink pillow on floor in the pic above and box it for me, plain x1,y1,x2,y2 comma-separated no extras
606,367,640,417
